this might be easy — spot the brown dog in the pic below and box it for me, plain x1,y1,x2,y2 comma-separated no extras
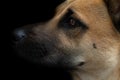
14,0,120,80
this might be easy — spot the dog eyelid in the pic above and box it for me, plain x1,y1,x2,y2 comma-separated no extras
58,9,88,29
66,16,88,29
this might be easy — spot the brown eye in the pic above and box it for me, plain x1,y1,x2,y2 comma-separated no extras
69,18,76,26
66,17,79,28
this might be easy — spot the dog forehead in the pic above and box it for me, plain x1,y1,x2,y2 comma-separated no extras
67,0,103,4
56,0,106,19
69,0,106,15
56,0,104,13
71,0,104,7
56,0,103,15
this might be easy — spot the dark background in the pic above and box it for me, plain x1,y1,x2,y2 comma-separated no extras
3,0,72,80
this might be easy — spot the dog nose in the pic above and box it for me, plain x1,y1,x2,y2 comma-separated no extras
13,28,27,42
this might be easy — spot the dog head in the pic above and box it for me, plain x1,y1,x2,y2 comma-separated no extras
13,0,120,71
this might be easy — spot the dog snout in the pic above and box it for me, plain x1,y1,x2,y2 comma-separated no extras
39,43,48,57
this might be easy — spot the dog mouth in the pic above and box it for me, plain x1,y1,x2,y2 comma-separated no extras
14,39,86,69
14,40,62,65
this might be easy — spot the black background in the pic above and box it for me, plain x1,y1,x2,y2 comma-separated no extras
3,0,72,80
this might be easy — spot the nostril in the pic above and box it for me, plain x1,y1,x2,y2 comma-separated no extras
13,28,27,42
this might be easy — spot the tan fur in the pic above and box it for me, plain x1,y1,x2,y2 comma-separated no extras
16,0,120,80
49,0,120,80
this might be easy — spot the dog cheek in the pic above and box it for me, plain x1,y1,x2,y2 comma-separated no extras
82,47,118,72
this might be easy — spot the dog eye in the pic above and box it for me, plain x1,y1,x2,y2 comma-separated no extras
58,9,88,30
64,17,83,29
68,17,76,26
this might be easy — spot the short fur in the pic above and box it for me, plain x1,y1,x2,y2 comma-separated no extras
15,0,120,80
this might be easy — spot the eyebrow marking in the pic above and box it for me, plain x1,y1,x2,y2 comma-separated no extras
58,9,74,27
63,9,74,19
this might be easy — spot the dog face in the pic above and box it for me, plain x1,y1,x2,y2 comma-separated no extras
14,0,120,72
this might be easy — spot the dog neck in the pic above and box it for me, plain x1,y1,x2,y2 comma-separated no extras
70,67,120,80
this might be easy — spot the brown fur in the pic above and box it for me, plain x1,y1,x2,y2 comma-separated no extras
15,0,120,80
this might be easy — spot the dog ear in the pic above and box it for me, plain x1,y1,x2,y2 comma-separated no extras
104,0,120,32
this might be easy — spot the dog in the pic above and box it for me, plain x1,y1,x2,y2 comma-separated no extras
13,0,120,80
